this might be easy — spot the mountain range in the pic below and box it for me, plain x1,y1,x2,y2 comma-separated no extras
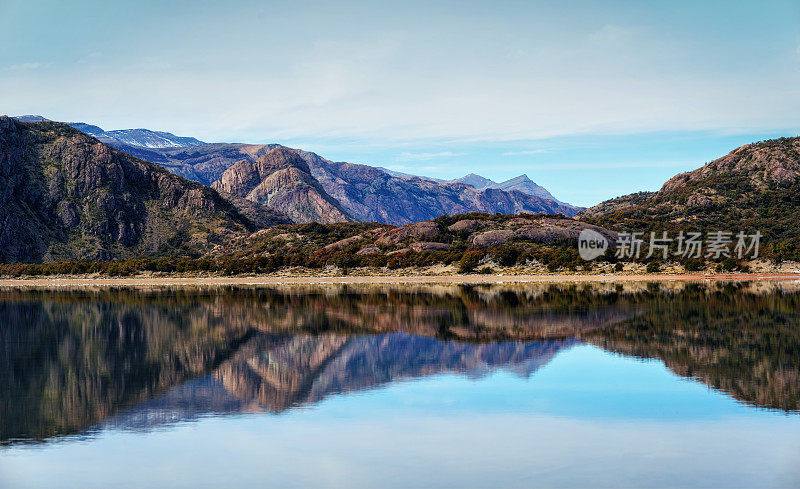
10,116,582,226
378,168,560,203
4,114,800,266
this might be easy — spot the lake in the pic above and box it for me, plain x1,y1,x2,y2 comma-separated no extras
1,282,798,488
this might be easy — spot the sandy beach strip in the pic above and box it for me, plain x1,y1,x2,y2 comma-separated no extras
0,273,798,287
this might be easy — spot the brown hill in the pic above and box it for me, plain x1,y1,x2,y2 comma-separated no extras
581,137,800,260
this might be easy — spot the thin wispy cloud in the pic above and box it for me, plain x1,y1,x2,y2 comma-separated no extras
397,151,465,162
587,24,643,44
7,62,41,71
502,149,549,156
384,164,444,174
525,161,692,170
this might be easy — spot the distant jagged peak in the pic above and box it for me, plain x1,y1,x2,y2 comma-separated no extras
447,172,560,203
450,173,496,190
502,174,534,184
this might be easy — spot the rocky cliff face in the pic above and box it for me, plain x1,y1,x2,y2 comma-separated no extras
0,117,282,262
212,147,353,224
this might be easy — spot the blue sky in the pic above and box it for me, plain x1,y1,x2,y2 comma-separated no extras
1,0,799,206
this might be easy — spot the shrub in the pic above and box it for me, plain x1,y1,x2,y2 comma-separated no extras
458,251,483,273
685,259,705,272
494,245,521,266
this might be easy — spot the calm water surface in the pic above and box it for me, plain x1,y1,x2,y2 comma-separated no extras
0,282,798,488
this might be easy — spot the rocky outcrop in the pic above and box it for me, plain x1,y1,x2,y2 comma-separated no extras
409,241,450,252
357,244,381,255
324,235,363,251
376,220,442,245
472,230,516,247
577,137,800,259
212,147,352,224
448,219,489,232
658,138,800,193
470,217,616,247
0,117,277,263
215,191,292,228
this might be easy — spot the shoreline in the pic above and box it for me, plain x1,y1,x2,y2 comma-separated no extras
0,272,798,287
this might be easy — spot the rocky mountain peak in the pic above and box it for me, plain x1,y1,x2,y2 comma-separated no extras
212,147,352,224
255,146,312,174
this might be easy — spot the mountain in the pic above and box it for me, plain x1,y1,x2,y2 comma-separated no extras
99,128,205,148
70,125,205,149
493,174,558,200
380,170,563,203
581,136,800,260
450,173,559,202
12,115,204,149
0,117,285,262
212,146,353,224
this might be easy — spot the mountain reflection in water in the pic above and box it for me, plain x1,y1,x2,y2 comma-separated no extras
1,282,799,444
